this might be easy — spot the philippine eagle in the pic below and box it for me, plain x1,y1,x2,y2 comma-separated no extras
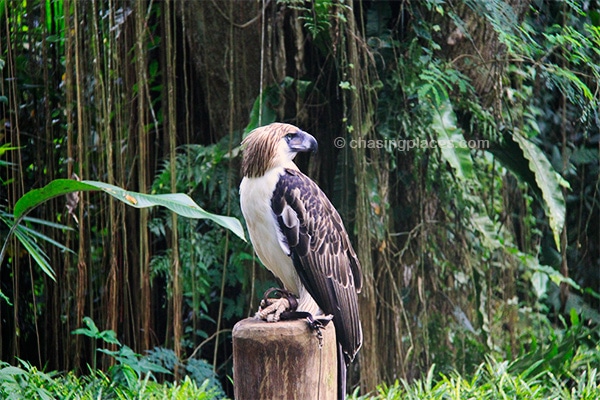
239,122,362,399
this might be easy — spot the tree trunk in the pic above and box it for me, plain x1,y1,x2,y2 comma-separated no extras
233,318,338,400
177,0,264,141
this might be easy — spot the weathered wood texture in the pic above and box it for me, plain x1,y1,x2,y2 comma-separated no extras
233,318,337,400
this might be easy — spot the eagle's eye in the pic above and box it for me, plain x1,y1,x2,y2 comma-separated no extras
284,133,295,142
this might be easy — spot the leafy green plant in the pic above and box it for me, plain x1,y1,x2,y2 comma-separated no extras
348,305,600,399
510,309,600,379
145,347,225,397
0,143,18,171
349,357,600,399
10,179,245,240
72,317,225,397
0,208,73,288
0,179,245,285
0,360,223,400
362,0,599,385
0,360,59,400
72,317,170,382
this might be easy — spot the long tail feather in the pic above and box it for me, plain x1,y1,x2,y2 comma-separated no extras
337,343,347,400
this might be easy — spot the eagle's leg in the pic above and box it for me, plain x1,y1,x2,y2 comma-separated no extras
256,288,298,322
256,288,334,338
304,314,334,349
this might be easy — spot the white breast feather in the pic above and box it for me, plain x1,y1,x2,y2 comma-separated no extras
240,167,320,314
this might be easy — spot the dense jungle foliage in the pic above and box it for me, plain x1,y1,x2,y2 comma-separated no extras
1,0,599,398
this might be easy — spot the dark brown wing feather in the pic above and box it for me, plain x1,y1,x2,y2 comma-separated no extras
271,168,362,363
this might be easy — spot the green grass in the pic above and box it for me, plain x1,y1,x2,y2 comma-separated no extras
2,313,598,399
350,313,600,400
0,360,222,400
2,357,597,399
350,362,599,400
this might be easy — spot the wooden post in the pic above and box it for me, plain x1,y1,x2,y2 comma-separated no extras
232,317,337,400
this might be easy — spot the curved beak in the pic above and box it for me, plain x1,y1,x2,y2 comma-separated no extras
288,130,318,153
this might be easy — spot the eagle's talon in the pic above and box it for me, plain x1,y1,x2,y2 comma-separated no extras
305,314,333,349
255,288,298,322
255,297,289,322
304,313,332,329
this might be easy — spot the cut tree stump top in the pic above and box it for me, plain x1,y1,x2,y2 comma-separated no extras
233,317,337,400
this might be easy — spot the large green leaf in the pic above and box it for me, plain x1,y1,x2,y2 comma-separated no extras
12,179,246,241
12,224,56,280
431,99,475,180
488,131,538,195
512,133,567,249
1,209,75,282
2,179,245,284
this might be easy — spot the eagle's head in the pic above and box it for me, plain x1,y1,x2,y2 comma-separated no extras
241,123,318,178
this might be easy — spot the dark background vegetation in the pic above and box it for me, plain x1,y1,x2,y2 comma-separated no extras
1,0,599,397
